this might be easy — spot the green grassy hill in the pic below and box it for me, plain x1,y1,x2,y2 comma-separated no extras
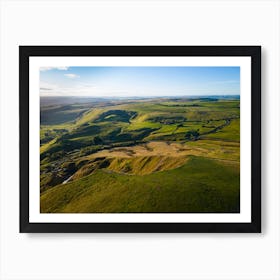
40,156,240,213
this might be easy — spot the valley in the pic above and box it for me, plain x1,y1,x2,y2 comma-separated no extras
40,96,240,213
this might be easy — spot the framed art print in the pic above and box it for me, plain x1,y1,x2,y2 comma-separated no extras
19,46,261,233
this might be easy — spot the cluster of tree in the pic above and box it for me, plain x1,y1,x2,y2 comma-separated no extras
149,116,186,125
185,129,200,140
79,145,102,157
93,136,103,145
41,150,66,162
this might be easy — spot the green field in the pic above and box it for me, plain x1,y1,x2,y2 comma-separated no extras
40,96,240,213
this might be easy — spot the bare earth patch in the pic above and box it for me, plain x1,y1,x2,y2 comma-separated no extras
85,140,239,162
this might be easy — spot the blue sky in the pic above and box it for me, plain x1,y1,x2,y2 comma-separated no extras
40,66,240,97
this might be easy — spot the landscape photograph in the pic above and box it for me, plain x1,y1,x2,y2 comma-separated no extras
40,66,240,213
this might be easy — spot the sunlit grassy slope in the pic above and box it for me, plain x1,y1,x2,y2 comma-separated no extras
41,156,240,213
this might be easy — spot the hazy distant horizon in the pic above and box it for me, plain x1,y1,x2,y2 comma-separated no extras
40,66,240,97
40,94,240,107
40,94,240,99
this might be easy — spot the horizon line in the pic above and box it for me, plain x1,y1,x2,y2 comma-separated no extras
40,94,240,98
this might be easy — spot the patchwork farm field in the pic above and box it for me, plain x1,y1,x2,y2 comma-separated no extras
40,96,240,213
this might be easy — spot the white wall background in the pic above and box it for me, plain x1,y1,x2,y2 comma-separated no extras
0,0,279,279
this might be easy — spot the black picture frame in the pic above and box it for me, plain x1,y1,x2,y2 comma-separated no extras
20,46,261,233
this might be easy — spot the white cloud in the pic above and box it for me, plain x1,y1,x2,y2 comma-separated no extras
40,81,59,93
56,67,69,70
40,66,69,71
64,73,80,79
209,80,239,85
40,81,96,96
